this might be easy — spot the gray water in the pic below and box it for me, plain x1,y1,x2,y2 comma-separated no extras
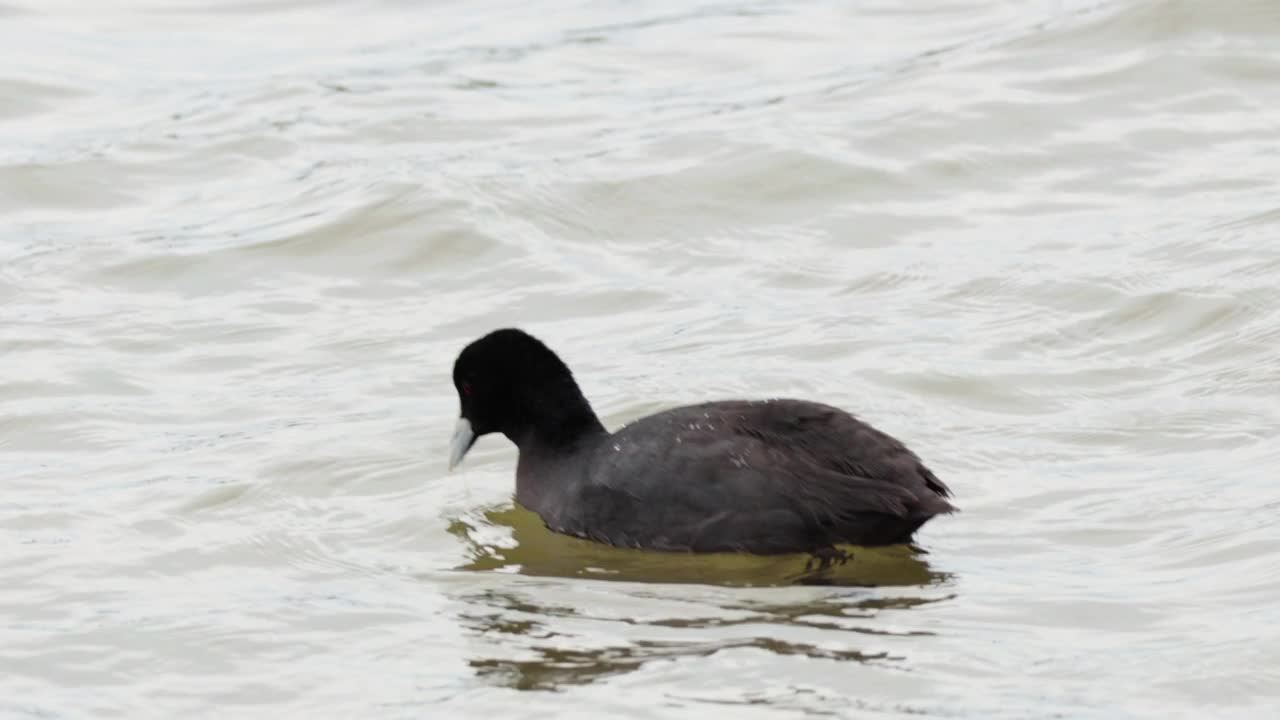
3,0,1280,717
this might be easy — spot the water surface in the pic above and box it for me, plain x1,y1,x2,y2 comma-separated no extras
3,0,1280,717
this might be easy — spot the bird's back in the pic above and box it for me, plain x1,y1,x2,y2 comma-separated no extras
527,399,954,553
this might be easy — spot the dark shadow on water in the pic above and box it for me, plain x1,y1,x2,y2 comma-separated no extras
447,505,952,588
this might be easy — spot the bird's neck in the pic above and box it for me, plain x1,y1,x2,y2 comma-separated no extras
509,391,606,518
504,384,606,454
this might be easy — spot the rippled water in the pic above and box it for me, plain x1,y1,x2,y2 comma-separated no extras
4,0,1280,717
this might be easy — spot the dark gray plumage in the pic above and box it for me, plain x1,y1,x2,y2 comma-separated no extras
448,328,954,564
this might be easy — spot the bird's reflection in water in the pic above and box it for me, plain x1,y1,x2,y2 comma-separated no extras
448,506,955,692
467,632,889,692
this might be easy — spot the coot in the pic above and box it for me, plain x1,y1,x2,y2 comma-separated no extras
447,328,954,565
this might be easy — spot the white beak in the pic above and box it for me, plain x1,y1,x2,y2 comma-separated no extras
448,417,476,471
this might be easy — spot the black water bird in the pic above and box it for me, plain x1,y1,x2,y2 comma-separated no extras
447,328,954,567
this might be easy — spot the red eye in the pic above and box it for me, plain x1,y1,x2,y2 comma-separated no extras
461,382,472,397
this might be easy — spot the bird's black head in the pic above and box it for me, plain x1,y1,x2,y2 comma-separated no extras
447,328,603,469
